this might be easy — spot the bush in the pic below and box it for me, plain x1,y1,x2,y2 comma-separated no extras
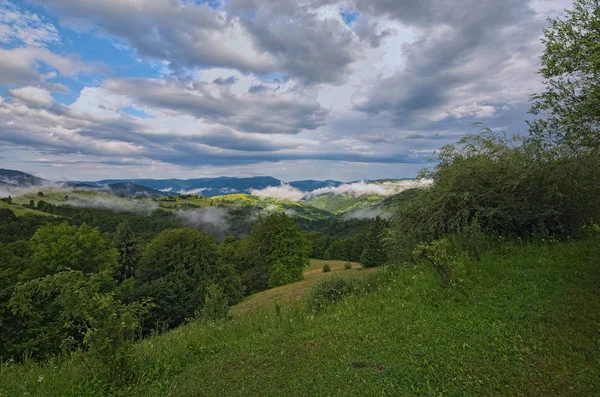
202,284,229,321
344,263,352,270
322,264,331,273
306,277,356,312
413,239,454,287
390,125,600,261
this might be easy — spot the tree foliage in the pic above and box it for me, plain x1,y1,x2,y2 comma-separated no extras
390,124,600,261
8,270,147,367
528,0,600,152
360,217,388,268
113,222,139,283
241,213,310,291
30,222,117,277
134,229,236,332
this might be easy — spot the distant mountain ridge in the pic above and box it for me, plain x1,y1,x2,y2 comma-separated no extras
0,169,172,198
82,177,353,197
1,169,413,200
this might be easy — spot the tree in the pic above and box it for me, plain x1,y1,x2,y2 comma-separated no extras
202,284,229,321
30,222,118,277
360,217,388,268
135,229,233,332
9,270,147,378
528,0,600,153
0,208,16,222
324,239,344,260
242,213,310,291
113,222,139,283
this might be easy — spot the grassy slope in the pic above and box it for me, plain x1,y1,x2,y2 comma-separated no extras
230,259,376,316
305,193,383,214
0,200,57,217
2,239,599,396
158,194,334,220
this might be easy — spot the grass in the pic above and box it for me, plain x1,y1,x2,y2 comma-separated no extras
0,200,57,217
230,259,375,316
1,238,599,396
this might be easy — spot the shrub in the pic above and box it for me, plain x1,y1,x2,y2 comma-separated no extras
306,277,355,312
344,263,352,270
322,264,331,273
390,125,600,262
413,239,454,287
202,284,229,321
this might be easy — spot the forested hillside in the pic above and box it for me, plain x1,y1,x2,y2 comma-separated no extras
1,1,599,396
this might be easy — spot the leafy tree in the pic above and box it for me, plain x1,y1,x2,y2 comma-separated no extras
0,208,16,222
243,213,310,290
30,222,118,277
134,229,230,331
9,270,147,377
237,213,310,292
324,239,344,260
349,234,366,262
113,222,139,283
360,217,388,268
528,0,600,153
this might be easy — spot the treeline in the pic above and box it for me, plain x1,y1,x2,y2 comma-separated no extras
0,211,312,363
302,217,388,265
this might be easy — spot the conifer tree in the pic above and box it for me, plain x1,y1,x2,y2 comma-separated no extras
113,222,139,283
360,217,388,268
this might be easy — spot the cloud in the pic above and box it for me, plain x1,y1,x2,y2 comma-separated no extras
176,207,230,234
7,86,54,108
249,183,305,201
308,179,431,197
178,188,208,195
353,0,547,128
0,0,59,46
342,206,388,220
104,78,328,135
249,179,432,201
0,47,96,91
66,195,159,214
0,0,572,180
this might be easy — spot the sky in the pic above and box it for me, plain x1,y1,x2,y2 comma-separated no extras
0,0,573,182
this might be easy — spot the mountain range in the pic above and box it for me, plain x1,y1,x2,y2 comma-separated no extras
1,169,412,199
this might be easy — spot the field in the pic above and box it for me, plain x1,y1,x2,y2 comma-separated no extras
230,259,377,316
2,238,598,396
0,200,57,217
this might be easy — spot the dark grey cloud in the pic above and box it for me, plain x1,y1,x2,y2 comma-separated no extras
229,0,360,84
104,78,328,134
248,84,268,94
213,76,238,85
0,88,429,168
353,0,546,129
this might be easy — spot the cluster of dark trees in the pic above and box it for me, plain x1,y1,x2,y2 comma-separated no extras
0,209,316,362
302,217,388,267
